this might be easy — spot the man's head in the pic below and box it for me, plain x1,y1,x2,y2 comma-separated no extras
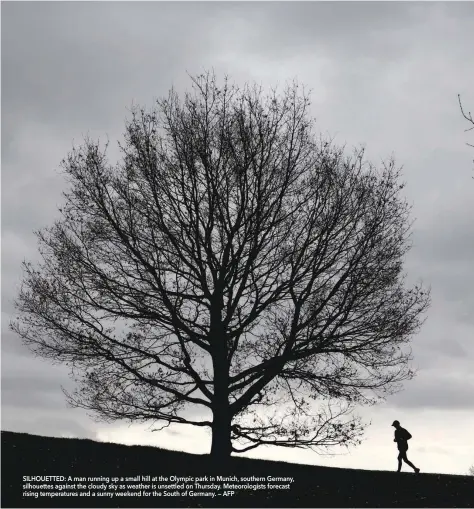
392,420,400,428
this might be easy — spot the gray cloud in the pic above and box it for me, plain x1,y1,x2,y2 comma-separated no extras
2,408,97,441
1,2,221,138
230,2,425,61
1,346,75,409
415,446,451,456
388,372,474,410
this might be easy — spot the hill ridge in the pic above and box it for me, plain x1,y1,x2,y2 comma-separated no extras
2,430,473,507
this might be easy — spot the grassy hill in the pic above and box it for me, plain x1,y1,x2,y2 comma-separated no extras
2,430,473,508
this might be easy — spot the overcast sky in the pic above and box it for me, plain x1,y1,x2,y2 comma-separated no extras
2,1,474,476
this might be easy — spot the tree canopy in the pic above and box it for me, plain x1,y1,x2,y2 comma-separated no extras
12,72,430,459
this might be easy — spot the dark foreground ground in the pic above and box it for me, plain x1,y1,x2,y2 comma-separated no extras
2,430,473,508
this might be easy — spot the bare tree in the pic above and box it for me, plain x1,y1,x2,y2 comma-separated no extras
458,94,474,175
12,72,430,461
458,94,474,140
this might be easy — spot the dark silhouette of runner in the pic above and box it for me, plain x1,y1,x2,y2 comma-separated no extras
392,420,420,473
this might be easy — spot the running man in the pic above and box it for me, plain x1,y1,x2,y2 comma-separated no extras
392,420,420,473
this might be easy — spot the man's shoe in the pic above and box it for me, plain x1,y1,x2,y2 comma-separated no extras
414,468,420,474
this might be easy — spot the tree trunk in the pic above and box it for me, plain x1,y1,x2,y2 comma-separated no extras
210,402,232,460
210,312,232,461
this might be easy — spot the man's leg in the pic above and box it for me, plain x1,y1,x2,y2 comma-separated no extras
402,451,420,472
397,451,403,472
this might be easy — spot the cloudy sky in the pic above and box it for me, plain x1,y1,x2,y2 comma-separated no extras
2,1,474,476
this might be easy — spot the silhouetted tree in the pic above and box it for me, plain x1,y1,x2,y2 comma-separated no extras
12,72,430,461
458,94,474,175
458,94,474,138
